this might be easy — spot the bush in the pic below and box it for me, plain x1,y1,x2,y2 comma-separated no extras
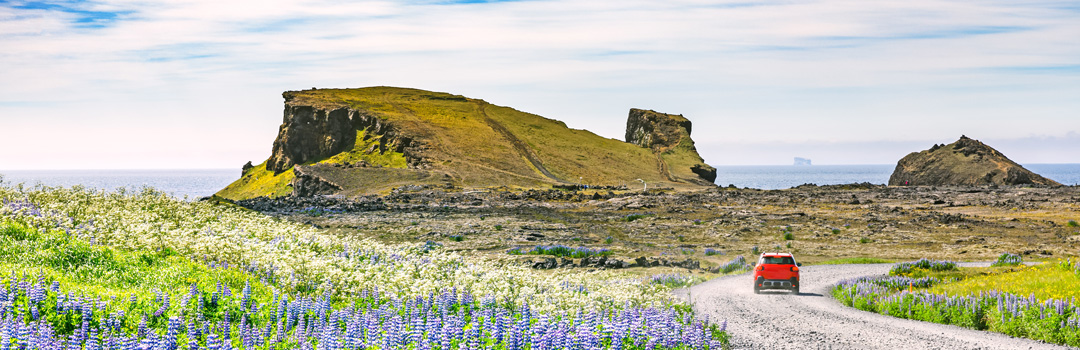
783,232,794,240
991,253,1022,267
717,256,751,273
622,213,652,222
506,245,612,258
704,248,722,256
859,237,873,244
1067,220,1078,227
890,258,958,275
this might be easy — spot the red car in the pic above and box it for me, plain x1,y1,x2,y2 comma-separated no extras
753,252,801,294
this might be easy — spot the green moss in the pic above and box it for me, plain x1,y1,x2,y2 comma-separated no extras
323,130,408,168
214,161,294,200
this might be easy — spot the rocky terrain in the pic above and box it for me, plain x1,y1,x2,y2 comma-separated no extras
889,136,1061,187
223,184,1080,275
217,87,717,200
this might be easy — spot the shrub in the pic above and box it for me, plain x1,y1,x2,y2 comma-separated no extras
991,253,1022,267
859,237,873,244
506,245,612,259
890,258,958,275
650,274,697,288
1067,220,1078,227
448,235,465,242
831,228,841,235
622,213,652,222
704,248,721,256
717,256,752,273
494,224,503,231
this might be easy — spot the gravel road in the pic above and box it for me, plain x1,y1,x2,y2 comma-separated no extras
676,264,1073,350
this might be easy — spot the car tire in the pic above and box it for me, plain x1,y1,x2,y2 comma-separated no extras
791,278,799,294
754,277,763,294
792,285,800,294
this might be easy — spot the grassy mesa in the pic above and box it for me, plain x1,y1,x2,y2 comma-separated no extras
832,257,1080,347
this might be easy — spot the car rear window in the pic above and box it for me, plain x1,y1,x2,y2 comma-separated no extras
760,256,795,265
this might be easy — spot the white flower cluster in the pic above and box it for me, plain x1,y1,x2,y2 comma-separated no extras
0,186,682,315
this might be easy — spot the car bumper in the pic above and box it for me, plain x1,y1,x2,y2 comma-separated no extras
758,279,797,289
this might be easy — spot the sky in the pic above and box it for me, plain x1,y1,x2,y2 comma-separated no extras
1,0,1078,170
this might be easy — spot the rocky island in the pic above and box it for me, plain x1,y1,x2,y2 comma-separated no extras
216,87,716,200
889,136,1061,187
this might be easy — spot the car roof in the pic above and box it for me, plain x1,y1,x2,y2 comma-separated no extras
761,252,793,257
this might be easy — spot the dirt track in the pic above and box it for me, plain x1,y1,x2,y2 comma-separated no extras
677,264,1072,350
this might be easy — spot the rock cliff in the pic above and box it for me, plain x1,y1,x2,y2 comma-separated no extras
625,109,717,184
217,87,718,200
888,136,1061,187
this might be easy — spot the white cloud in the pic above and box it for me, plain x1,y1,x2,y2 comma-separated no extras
0,0,1078,169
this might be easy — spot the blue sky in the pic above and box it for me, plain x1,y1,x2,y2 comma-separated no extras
1,0,1078,169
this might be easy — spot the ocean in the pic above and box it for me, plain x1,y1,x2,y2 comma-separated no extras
1,164,1077,198
0,169,239,200
714,164,1080,190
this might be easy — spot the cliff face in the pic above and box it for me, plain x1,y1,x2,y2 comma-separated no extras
889,136,1061,187
625,108,717,184
267,92,425,174
217,87,718,200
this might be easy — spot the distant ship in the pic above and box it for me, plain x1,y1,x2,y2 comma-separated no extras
794,157,812,166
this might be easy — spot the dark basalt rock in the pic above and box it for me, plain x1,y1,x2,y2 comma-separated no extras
267,91,427,174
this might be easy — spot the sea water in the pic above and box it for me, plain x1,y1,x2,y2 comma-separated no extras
0,169,238,200
714,164,1080,190
1,165,1077,198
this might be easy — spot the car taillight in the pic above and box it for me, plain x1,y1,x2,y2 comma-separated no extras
757,266,764,271
790,266,799,272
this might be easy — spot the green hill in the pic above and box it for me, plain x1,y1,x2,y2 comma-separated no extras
217,87,716,200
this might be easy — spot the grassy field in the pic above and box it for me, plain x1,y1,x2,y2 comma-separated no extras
0,184,730,349
832,258,1080,346
929,262,1080,303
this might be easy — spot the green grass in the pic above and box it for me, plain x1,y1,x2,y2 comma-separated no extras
814,257,894,265
214,161,294,200
323,129,409,168
833,260,1080,347
0,220,277,331
928,263,1080,301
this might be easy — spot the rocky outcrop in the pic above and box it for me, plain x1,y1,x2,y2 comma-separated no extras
625,108,693,150
625,108,717,184
291,164,343,197
889,136,1061,187
267,91,427,174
